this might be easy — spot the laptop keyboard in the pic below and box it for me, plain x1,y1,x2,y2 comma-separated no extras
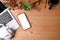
0,11,13,24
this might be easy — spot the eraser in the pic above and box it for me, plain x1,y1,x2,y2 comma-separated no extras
18,13,30,30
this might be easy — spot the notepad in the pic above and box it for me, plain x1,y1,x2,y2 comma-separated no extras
18,13,30,30
0,26,8,38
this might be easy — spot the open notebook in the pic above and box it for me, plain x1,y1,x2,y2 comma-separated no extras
0,24,8,38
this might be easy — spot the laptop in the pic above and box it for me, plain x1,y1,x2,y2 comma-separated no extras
0,9,19,30
0,1,6,13
0,1,19,30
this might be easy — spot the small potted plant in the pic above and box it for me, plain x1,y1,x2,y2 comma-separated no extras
22,2,31,11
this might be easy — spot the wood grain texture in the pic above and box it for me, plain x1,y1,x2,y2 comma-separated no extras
10,2,60,40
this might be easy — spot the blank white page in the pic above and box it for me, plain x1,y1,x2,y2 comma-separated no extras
18,13,30,30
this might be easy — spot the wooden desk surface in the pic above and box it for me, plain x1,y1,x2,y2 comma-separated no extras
11,3,60,40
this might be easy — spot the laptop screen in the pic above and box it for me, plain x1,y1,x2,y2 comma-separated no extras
0,10,13,24
0,1,6,13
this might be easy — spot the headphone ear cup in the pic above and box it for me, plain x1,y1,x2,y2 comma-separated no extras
48,0,59,10
48,0,59,5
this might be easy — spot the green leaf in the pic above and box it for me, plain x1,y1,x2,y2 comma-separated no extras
22,2,31,10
